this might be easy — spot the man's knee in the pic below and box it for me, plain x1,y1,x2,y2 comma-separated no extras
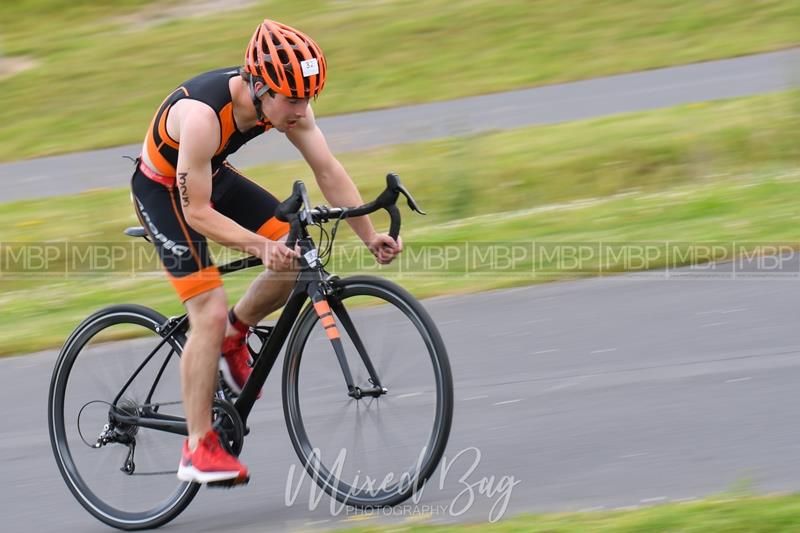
266,263,298,290
185,287,228,334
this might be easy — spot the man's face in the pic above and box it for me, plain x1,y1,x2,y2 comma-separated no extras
262,93,310,132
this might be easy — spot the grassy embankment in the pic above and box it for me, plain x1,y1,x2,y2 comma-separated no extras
330,493,800,533
1,90,798,355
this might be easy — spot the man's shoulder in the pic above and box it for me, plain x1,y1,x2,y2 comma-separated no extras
173,98,219,127
172,66,238,123
172,101,220,156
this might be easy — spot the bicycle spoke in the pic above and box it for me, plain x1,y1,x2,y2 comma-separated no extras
326,401,357,435
376,330,401,382
83,349,123,400
351,401,369,477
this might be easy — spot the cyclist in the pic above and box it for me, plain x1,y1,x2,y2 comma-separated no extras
130,18,403,485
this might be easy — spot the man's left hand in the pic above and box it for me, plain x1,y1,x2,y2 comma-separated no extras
368,233,403,265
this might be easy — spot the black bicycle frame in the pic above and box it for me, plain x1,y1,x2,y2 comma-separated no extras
110,237,386,436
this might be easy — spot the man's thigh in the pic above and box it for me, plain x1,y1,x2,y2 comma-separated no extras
212,161,290,241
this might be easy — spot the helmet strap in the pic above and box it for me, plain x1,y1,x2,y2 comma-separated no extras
242,68,271,125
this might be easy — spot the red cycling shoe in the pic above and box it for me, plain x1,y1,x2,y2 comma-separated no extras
176,429,249,484
219,329,262,398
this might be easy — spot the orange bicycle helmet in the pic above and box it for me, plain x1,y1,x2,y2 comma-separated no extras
243,19,327,101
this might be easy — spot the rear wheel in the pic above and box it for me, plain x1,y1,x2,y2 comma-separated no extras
283,276,453,507
48,304,198,530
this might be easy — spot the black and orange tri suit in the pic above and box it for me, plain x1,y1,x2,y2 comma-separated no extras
131,67,290,302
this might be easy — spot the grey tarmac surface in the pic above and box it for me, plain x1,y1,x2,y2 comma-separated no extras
0,48,797,202
3,260,800,532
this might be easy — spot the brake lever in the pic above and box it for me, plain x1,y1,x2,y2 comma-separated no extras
385,173,426,215
396,183,426,215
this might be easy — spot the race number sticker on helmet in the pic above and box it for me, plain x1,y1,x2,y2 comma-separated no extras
300,58,319,77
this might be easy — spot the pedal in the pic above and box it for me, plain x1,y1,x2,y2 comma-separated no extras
207,475,250,489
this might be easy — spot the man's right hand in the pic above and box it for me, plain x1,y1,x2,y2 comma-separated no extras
260,239,300,271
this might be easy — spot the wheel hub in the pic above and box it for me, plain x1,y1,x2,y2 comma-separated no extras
112,398,140,438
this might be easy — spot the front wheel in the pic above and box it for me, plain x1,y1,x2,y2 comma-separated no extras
283,276,454,507
48,304,198,530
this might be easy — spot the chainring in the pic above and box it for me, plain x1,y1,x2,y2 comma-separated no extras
211,398,245,456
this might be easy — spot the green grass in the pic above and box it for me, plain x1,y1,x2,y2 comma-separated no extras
331,494,800,532
1,90,798,355
1,0,798,161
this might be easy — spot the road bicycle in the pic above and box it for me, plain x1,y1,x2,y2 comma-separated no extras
48,173,454,530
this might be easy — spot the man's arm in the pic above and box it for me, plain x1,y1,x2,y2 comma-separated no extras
176,102,297,269
287,106,402,264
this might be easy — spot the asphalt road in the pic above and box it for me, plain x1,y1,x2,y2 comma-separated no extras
3,264,800,532
0,48,797,202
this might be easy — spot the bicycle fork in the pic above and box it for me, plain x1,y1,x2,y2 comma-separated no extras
308,284,387,400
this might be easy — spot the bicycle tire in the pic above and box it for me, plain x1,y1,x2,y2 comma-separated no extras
48,304,199,530
282,276,453,507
